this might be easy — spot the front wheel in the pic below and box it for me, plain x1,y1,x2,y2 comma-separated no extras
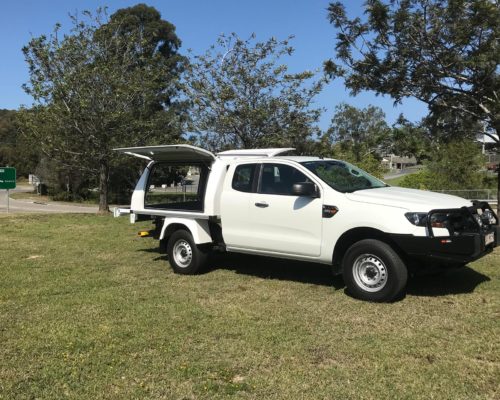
342,239,408,302
167,230,208,275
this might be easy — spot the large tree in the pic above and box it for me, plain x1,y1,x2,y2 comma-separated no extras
320,103,390,177
326,0,500,211
389,116,431,163
19,5,187,212
322,103,390,161
183,33,324,152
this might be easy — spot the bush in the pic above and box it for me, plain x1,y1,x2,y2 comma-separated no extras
398,170,436,190
399,140,486,190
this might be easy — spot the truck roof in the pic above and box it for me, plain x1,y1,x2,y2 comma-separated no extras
275,156,326,162
114,144,297,162
217,148,295,158
114,144,337,164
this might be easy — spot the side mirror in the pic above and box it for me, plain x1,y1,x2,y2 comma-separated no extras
292,182,318,197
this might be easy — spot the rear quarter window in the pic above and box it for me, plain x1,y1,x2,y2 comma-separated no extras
232,164,257,192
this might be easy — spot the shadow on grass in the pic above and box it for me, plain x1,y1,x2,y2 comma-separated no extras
138,247,491,297
211,255,490,297
406,266,490,297
209,253,345,289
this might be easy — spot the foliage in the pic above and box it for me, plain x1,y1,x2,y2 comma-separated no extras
322,103,390,161
326,0,500,209
426,139,485,189
388,116,432,163
19,5,187,211
320,103,389,177
397,169,436,190
0,109,39,176
331,143,387,178
399,139,485,190
34,157,85,200
183,33,324,152
326,0,499,139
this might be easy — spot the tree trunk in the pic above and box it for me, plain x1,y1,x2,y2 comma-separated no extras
492,123,500,217
98,159,109,214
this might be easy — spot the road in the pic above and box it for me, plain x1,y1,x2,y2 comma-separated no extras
0,185,98,214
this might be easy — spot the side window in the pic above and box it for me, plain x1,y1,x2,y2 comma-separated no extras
232,164,257,192
145,163,208,211
259,164,310,195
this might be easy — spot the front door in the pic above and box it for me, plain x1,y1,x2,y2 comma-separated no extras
221,162,323,257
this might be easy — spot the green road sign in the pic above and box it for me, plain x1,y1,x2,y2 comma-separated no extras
0,167,16,189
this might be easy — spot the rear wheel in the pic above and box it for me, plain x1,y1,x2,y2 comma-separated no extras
167,230,208,274
342,239,408,302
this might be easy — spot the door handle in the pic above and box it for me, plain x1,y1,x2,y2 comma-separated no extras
255,201,269,208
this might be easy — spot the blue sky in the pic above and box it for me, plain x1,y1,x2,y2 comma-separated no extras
0,0,427,130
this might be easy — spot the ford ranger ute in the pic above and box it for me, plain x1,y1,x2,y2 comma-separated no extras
114,145,499,302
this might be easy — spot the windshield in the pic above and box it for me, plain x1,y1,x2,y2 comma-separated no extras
301,160,387,193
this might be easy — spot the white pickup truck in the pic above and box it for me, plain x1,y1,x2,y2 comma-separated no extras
114,144,499,302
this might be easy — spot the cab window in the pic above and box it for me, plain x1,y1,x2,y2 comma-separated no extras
259,164,310,195
232,164,258,192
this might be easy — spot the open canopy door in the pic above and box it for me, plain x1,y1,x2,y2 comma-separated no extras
114,144,216,162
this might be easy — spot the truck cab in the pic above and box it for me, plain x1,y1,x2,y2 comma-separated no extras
114,144,499,302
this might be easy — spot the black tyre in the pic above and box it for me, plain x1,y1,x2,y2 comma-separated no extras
342,239,408,302
167,230,208,275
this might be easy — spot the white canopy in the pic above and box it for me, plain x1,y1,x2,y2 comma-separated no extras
115,144,296,162
114,144,216,162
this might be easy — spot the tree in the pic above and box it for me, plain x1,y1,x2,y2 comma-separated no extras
19,5,187,212
389,116,431,163
0,109,39,176
320,103,389,176
399,139,485,190
323,103,390,159
183,33,324,152
326,0,500,211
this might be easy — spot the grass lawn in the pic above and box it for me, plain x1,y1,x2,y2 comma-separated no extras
384,175,408,186
0,214,498,399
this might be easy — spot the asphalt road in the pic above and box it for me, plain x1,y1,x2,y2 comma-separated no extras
0,185,98,214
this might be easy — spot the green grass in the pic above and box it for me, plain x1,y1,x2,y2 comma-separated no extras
384,174,409,186
1,214,499,399
384,175,406,186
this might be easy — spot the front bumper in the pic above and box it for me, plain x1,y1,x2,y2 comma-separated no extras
393,202,499,265
391,225,499,264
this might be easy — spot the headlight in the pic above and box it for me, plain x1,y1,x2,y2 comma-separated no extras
405,212,427,227
405,212,448,228
482,209,497,225
473,213,483,227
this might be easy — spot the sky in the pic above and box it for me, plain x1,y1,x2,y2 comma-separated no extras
0,0,428,130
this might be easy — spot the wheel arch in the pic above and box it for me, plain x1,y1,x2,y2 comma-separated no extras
332,227,405,273
160,218,212,245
